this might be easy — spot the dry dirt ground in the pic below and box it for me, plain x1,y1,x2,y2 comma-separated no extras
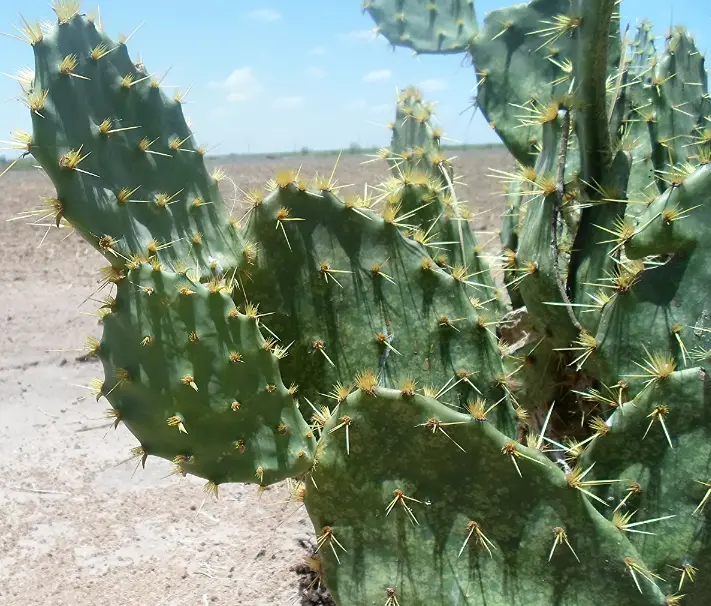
0,149,509,606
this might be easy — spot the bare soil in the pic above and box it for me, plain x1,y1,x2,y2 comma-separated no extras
0,149,510,605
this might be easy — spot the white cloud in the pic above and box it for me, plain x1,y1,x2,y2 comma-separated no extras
362,69,392,83
419,78,449,93
306,46,326,56
247,8,281,22
306,66,327,80
272,96,304,109
340,29,377,42
209,67,263,102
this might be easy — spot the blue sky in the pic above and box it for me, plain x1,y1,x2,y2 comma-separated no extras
0,1,707,155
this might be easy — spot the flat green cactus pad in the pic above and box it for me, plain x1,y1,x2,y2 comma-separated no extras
239,173,515,435
364,0,477,54
27,11,243,278
581,367,711,603
98,262,316,488
593,164,711,393
304,387,667,605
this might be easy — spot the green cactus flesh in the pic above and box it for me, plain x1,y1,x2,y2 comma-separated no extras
238,173,516,436
11,2,711,605
364,0,477,54
98,262,316,488
580,368,711,603
567,149,630,335
27,10,243,279
468,0,617,170
591,164,711,393
506,119,580,349
388,87,444,173
304,387,667,605
651,28,710,178
382,86,503,314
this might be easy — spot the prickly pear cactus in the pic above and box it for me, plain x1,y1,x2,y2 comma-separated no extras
25,2,243,278
363,0,477,54
6,0,711,604
380,86,503,314
237,169,516,432
366,0,711,603
305,386,667,605
99,262,316,488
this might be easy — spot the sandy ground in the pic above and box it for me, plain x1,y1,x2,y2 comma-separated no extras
0,150,509,605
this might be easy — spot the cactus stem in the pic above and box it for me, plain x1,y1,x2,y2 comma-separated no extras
549,526,579,562
385,489,423,526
